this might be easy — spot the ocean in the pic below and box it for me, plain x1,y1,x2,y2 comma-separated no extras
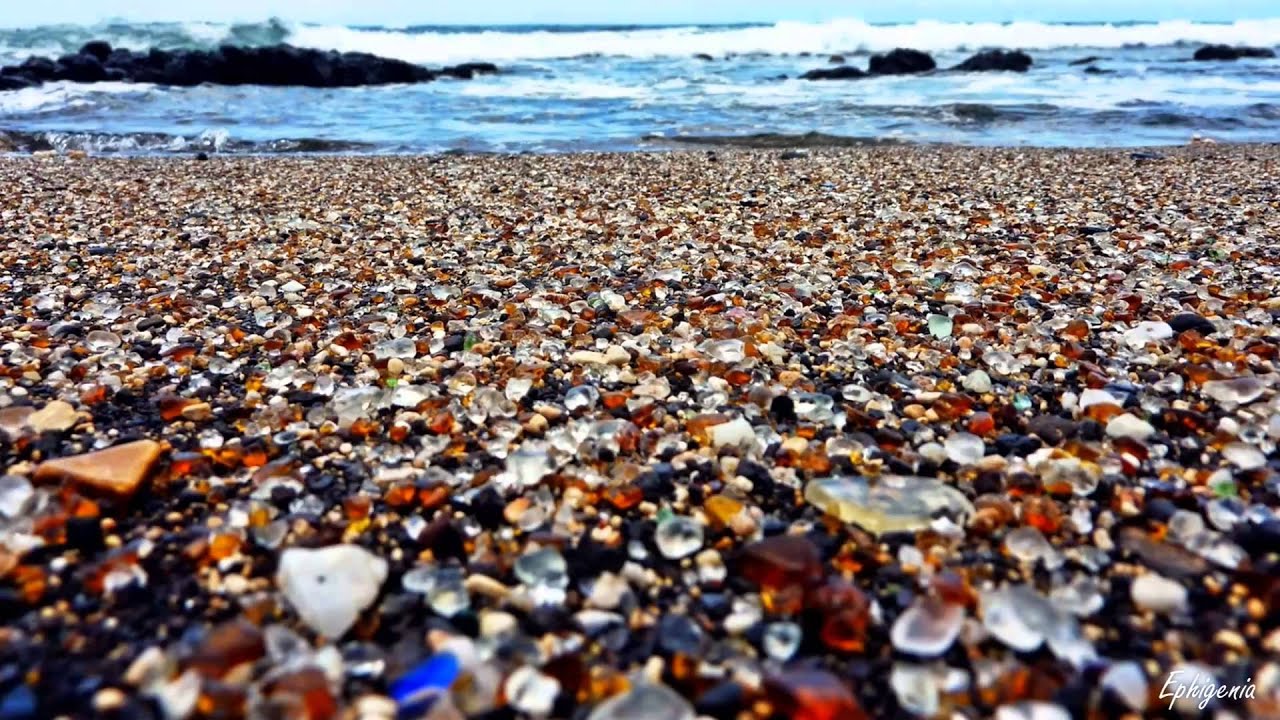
0,17,1278,153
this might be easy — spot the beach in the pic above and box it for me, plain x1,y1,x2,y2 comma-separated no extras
2,143,1280,718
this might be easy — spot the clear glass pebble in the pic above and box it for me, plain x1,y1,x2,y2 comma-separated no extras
891,598,965,656
927,313,954,339
514,547,569,589
654,515,704,559
805,475,974,535
585,683,694,720
762,621,803,661
86,330,122,352
943,432,985,465
0,475,34,518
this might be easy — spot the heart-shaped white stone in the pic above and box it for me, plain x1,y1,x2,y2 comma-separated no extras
277,544,388,638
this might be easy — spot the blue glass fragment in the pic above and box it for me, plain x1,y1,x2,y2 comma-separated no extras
390,652,460,715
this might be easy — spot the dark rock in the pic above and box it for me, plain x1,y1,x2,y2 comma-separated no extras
54,53,107,82
0,41,496,90
828,54,845,63
1069,55,1103,66
954,49,1033,72
1193,44,1276,61
800,65,868,80
14,56,57,83
1083,66,1112,75
79,41,113,62
868,48,936,75
693,53,714,61
439,62,499,80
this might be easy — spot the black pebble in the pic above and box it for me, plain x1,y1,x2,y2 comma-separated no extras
1168,312,1215,335
696,681,744,719
770,395,796,423
1144,497,1178,523
64,517,105,555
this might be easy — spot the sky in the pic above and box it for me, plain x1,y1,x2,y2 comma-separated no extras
3,0,1276,27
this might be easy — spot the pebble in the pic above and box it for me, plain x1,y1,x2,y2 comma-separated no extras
276,544,388,637
33,439,163,497
1105,413,1155,440
943,432,985,465
1130,572,1188,614
26,400,78,433
1222,441,1266,470
804,475,974,534
708,417,757,449
0,475,34,517
654,515,704,559
586,682,694,720
390,652,460,713
504,666,560,718
1099,661,1148,711
891,598,965,656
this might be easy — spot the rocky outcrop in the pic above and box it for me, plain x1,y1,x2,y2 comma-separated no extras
953,49,1033,72
1192,44,1276,61
0,41,497,90
868,48,936,75
800,65,868,80
802,47,1035,80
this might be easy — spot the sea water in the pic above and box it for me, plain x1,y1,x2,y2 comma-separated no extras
0,18,1277,153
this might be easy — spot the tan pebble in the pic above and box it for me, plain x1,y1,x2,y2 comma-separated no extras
604,345,631,366
1215,629,1247,653
780,436,808,454
353,693,401,719
34,440,163,497
729,512,758,537
92,688,126,712
976,455,1007,472
387,357,405,376
180,402,212,421
903,404,926,419
534,404,562,420
222,574,249,595
524,413,548,434
464,574,511,600
777,370,803,387
569,350,608,365
123,646,169,687
1263,627,1280,654
642,656,665,683
26,400,78,433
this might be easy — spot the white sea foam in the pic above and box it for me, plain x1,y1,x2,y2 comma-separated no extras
457,76,650,100
287,19,1280,64
0,81,149,115
1,18,1276,66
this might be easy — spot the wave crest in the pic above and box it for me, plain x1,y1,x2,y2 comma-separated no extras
1,18,1278,65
